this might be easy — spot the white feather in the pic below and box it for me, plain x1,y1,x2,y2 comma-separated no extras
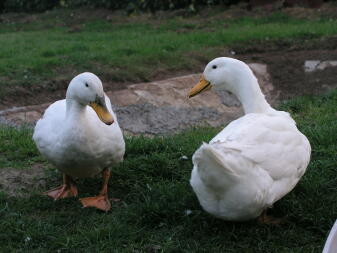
33,73,125,178
190,58,311,221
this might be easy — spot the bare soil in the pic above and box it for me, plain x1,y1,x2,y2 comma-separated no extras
0,36,336,110
1,2,337,109
1,1,337,109
236,36,337,100
0,163,47,197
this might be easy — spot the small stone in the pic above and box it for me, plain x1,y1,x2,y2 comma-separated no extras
316,61,337,70
146,184,152,191
24,236,32,243
304,60,320,72
305,60,337,72
179,155,188,160
185,209,193,216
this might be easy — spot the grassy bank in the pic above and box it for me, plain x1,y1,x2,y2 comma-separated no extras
0,89,336,252
0,6,337,98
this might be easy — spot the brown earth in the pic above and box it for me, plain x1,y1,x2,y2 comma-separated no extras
0,163,47,197
1,1,337,109
236,36,337,100
1,36,336,110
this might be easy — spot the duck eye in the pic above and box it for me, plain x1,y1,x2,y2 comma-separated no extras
85,83,89,87
212,65,217,69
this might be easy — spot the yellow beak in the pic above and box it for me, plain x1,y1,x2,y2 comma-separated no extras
89,96,114,125
188,75,212,98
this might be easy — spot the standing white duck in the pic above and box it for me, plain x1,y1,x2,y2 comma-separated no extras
188,57,311,222
33,72,125,211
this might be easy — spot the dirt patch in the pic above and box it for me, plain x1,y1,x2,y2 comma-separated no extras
234,38,337,100
0,163,47,197
0,65,197,111
283,3,337,20
1,36,336,110
1,1,337,109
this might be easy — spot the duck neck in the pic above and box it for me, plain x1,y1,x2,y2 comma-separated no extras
66,98,87,122
232,75,272,114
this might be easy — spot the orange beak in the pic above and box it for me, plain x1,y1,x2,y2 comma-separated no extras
89,96,114,125
188,75,212,98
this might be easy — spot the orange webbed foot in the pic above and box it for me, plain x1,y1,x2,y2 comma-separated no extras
79,195,112,212
79,168,119,212
258,210,284,225
44,183,78,200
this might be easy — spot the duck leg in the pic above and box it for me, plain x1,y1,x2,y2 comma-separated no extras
79,168,117,212
258,210,283,225
44,174,78,200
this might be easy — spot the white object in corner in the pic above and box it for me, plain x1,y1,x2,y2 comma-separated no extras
323,220,337,253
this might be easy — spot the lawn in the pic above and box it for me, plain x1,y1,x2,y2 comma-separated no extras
0,6,337,100
0,89,336,252
1,3,337,252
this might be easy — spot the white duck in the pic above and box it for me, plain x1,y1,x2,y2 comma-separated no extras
188,57,311,222
33,72,125,211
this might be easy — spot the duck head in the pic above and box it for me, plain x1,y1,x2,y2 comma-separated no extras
189,57,254,98
66,72,114,125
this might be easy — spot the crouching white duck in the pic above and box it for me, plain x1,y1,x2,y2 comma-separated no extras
188,57,311,222
33,72,125,211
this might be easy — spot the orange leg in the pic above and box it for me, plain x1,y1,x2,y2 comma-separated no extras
44,174,78,200
258,210,283,225
79,168,119,212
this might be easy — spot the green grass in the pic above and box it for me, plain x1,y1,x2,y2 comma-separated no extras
0,126,42,168
0,90,336,252
0,9,337,98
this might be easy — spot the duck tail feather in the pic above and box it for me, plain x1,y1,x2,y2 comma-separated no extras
193,143,239,190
